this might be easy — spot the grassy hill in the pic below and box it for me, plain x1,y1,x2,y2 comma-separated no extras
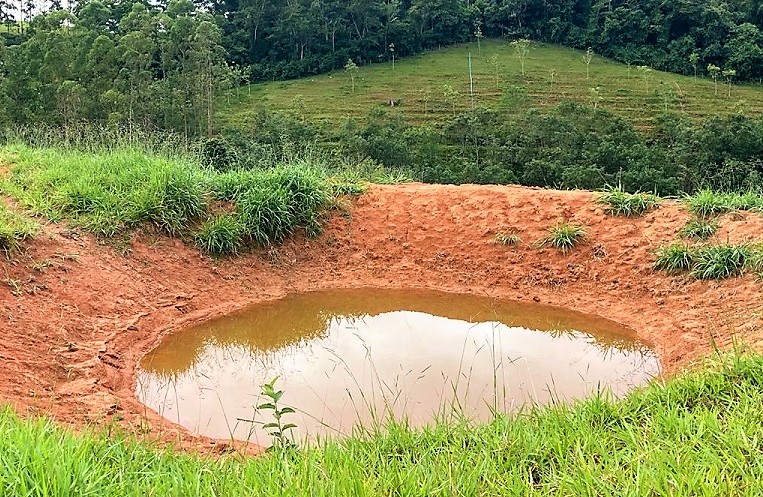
220,39,763,131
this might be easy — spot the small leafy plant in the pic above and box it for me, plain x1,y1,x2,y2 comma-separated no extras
256,377,297,451
680,217,719,240
537,220,588,254
596,186,659,217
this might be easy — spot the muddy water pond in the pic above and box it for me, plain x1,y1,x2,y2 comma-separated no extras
137,289,660,443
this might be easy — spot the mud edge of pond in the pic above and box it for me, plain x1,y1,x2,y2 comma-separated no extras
2,183,763,454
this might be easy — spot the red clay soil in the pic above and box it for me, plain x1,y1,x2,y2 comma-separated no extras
2,183,763,452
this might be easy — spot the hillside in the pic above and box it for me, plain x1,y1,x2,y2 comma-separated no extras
220,40,763,131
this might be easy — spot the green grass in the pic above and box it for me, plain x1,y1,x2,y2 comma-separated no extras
654,242,763,279
681,217,719,240
221,40,763,131
536,220,588,254
0,202,36,254
685,189,763,218
0,144,359,255
3,353,763,495
653,242,695,274
596,186,660,217
692,244,752,280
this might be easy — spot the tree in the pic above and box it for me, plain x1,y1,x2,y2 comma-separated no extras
582,47,593,80
511,38,530,77
638,65,652,94
722,68,737,97
443,83,459,116
344,58,358,92
707,64,721,95
474,25,483,54
689,52,699,80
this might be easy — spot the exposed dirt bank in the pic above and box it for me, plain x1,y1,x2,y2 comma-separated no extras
2,184,763,451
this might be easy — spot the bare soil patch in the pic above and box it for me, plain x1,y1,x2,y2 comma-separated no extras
2,183,762,452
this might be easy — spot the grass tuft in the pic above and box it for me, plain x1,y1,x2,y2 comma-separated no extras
492,229,521,246
685,189,733,218
596,186,659,217
680,217,719,240
0,204,36,255
537,220,588,254
653,242,695,274
194,214,241,256
691,244,751,280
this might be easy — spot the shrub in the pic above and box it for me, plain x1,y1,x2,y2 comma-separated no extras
596,186,659,217
537,220,588,254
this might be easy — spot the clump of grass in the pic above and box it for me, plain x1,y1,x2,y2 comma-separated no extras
537,219,588,254
1,145,207,237
0,204,36,255
680,217,719,240
691,244,751,280
492,229,521,246
194,214,241,256
685,189,733,218
596,186,659,217
653,242,694,274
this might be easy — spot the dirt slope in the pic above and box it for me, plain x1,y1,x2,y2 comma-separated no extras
2,183,762,451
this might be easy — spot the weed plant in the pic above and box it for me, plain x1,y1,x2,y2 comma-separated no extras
685,189,734,218
596,186,659,217
680,217,719,240
3,353,763,495
653,242,695,274
0,204,36,254
537,220,588,254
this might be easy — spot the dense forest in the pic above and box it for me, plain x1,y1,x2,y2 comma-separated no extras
1,0,763,134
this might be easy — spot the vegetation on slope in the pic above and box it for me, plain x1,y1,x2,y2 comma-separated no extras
2,353,763,496
223,41,763,130
0,143,364,256
0,202,36,255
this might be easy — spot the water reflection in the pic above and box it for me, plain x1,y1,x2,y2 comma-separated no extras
137,289,660,443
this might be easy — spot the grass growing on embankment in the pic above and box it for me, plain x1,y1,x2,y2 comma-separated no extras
0,202,36,254
3,353,763,496
0,144,363,255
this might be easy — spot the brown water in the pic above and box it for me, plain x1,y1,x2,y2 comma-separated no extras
137,289,660,444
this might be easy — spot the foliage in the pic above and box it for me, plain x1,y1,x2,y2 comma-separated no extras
0,203,36,255
4,354,763,494
596,186,659,217
653,242,695,274
685,190,734,218
255,377,297,451
681,218,719,240
537,220,588,254
194,214,240,257
691,244,752,280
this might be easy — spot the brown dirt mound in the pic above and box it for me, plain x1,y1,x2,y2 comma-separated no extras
1,183,762,452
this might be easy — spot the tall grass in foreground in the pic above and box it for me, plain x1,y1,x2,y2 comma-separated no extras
3,353,763,495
